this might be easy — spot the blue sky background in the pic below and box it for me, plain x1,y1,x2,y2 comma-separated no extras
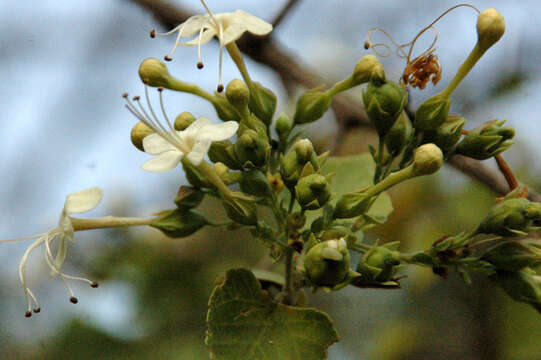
1,0,541,357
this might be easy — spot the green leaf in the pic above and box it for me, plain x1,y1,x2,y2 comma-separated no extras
206,269,339,360
322,154,393,220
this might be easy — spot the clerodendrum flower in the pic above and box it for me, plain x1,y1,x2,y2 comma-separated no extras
1,187,103,317
123,87,238,172
150,0,272,91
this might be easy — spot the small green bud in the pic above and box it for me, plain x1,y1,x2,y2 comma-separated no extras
174,112,196,131
482,241,541,272
304,238,350,287
234,129,271,169
275,113,292,141
174,186,204,209
222,192,258,225
333,192,371,219
208,140,240,170
456,120,514,160
412,143,443,176
422,115,465,154
363,80,408,137
225,79,250,107
182,159,210,188
211,94,241,122
280,139,319,188
138,58,172,87
357,245,401,283
130,121,154,152
414,93,451,132
476,198,541,237
295,174,332,210
293,86,332,125
248,81,277,126
490,268,541,313
151,209,208,238
352,55,385,84
477,8,505,51
385,112,412,156
240,170,272,197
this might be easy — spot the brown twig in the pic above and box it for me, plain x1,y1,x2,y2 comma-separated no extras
272,0,301,28
129,0,541,203
494,155,519,192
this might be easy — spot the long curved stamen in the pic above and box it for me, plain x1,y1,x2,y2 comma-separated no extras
157,88,185,146
196,18,212,69
0,233,47,243
365,27,406,58
162,16,204,61
217,21,225,93
200,0,220,29
18,236,46,316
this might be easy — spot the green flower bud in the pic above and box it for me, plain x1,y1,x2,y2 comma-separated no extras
234,129,271,169
248,81,277,126
208,140,240,170
222,192,258,225
363,80,408,137
151,209,208,238
174,112,196,131
333,192,372,219
182,159,210,188
477,8,505,51
352,55,385,84
293,86,332,125
275,113,292,142
280,139,319,188
357,245,401,283
490,268,541,313
304,238,350,287
211,94,241,122
225,79,250,107
138,58,173,87
456,120,514,160
422,115,465,154
240,170,272,197
295,174,332,210
475,198,541,237
385,111,412,156
414,93,451,132
412,143,443,176
482,241,541,272
130,121,154,152
174,186,204,209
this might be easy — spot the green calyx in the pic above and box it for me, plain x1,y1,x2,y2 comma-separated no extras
174,186,204,209
475,198,541,237
151,209,209,238
482,240,541,272
295,174,332,211
303,238,352,287
456,120,514,160
293,86,332,125
356,242,402,285
222,192,258,226
414,93,451,132
422,115,465,154
385,111,412,156
363,80,408,137
234,129,271,169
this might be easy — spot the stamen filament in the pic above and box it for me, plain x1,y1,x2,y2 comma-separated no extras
18,236,46,314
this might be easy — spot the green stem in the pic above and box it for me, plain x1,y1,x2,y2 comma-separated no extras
167,78,215,103
364,163,416,199
325,76,355,98
197,160,232,197
71,216,153,231
226,42,253,87
284,246,295,304
440,43,486,99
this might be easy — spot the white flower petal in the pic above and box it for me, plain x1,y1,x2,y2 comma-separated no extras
184,28,217,46
143,133,177,155
141,150,184,172
221,23,247,44
178,15,208,38
232,10,273,36
184,117,212,138
64,187,103,214
185,138,212,166
199,121,239,141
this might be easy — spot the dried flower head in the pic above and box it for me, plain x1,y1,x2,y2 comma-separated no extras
401,51,442,89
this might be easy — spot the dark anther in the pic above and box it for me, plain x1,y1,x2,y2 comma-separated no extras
133,96,140,101
33,307,41,313
150,29,156,38
25,311,32,318
122,92,128,99
164,55,173,62
157,87,164,92
91,282,99,288
364,41,370,49
69,296,78,304
197,62,204,69
217,84,224,93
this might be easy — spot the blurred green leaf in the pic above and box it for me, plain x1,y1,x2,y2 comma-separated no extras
206,269,339,359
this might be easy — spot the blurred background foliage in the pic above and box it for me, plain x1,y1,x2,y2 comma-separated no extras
1,0,541,359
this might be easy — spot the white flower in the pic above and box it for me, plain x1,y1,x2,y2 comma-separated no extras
124,87,239,172
1,187,102,317
151,0,272,91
